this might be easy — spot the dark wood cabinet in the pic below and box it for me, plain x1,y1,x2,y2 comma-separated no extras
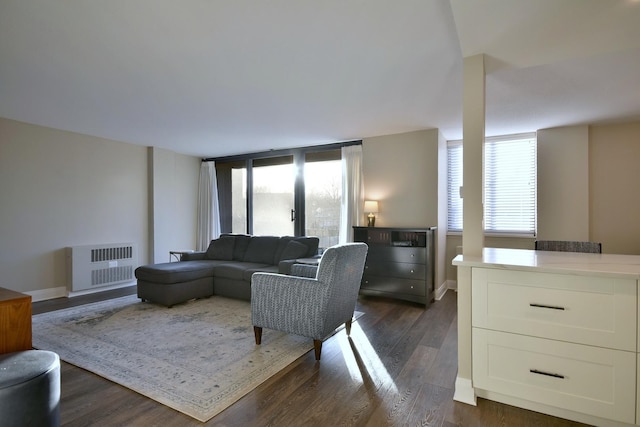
353,226,435,307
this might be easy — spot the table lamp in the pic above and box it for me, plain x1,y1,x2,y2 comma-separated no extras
364,200,379,227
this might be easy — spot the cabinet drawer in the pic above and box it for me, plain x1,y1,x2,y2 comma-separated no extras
364,261,426,280
366,247,426,264
361,276,425,296
472,268,636,351
473,329,636,423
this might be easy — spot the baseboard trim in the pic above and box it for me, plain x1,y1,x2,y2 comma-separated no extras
25,286,67,302
435,280,457,300
23,281,137,302
67,281,136,298
453,376,477,406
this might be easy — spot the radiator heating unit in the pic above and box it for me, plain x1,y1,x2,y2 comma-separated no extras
66,243,138,293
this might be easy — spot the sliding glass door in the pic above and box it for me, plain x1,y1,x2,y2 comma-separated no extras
252,156,295,236
215,145,350,250
304,152,341,249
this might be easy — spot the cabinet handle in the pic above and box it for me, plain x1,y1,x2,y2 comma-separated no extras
529,303,565,311
530,369,565,379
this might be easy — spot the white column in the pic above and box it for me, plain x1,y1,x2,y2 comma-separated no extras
454,53,486,406
462,54,485,257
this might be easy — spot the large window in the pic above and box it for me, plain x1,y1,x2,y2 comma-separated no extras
251,156,295,236
304,152,341,249
447,133,537,235
213,142,356,250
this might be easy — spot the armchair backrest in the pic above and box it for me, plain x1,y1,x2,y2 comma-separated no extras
315,243,368,324
534,240,602,253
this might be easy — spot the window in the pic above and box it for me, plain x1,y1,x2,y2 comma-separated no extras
447,134,537,235
213,142,358,249
304,152,341,249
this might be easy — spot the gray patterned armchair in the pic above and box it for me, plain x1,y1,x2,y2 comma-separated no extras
251,242,368,360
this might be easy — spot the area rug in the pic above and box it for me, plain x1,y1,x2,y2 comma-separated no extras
32,295,361,422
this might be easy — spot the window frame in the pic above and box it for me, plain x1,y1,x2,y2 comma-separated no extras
208,140,361,236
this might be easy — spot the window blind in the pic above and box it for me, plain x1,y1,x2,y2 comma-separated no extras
447,142,463,232
447,134,537,235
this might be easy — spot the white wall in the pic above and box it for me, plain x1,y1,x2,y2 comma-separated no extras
0,118,200,300
362,129,440,227
590,122,640,255
537,125,590,240
362,129,447,293
148,147,200,263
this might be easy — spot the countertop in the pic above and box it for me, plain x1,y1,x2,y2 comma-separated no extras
452,247,640,279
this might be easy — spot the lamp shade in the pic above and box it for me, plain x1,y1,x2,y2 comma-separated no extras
364,200,379,213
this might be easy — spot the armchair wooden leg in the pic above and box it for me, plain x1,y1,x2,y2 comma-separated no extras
345,319,352,336
254,326,262,345
313,339,322,360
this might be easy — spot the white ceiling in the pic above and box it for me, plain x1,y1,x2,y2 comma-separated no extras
1,0,639,158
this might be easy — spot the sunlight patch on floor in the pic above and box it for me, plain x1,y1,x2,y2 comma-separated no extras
338,323,398,394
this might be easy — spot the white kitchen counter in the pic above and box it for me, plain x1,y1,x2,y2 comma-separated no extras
453,247,640,279
453,248,640,427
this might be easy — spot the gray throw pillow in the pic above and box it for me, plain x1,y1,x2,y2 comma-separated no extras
279,240,309,261
206,235,235,260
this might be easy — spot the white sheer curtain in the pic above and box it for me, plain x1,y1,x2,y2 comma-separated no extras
196,161,221,251
339,145,364,243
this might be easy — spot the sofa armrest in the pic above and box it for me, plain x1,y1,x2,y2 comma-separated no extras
290,264,318,278
278,259,297,274
181,251,206,261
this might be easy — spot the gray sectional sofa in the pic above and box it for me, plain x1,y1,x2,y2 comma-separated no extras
135,234,319,307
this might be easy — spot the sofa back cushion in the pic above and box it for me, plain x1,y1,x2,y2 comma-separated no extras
278,240,309,262
231,234,252,261
243,236,281,264
294,236,320,258
206,235,235,260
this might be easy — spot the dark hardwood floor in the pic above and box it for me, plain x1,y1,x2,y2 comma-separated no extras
33,288,589,426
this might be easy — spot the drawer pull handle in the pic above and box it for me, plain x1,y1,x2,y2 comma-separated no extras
530,369,565,379
529,303,565,311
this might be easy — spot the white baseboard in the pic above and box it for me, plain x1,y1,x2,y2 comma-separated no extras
67,281,136,298
25,286,67,302
24,281,136,302
435,280,458,300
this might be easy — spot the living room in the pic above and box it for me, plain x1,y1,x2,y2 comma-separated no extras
2,1,640,425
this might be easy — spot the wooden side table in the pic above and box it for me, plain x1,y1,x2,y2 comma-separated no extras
0,287,32,354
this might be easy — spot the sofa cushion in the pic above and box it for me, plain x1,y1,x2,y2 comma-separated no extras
205,235,235,260
135,261,221,284
279,240,309,261
273,237,293,263
243,265,279,282
293,236,320,258
231,234,252,261
214,262,271,280
243,236,280,264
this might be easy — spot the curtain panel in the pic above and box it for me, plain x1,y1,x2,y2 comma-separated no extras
197,162,221,251
339,145,364,243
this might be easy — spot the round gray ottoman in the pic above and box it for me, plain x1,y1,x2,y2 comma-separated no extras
0,350,60,427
